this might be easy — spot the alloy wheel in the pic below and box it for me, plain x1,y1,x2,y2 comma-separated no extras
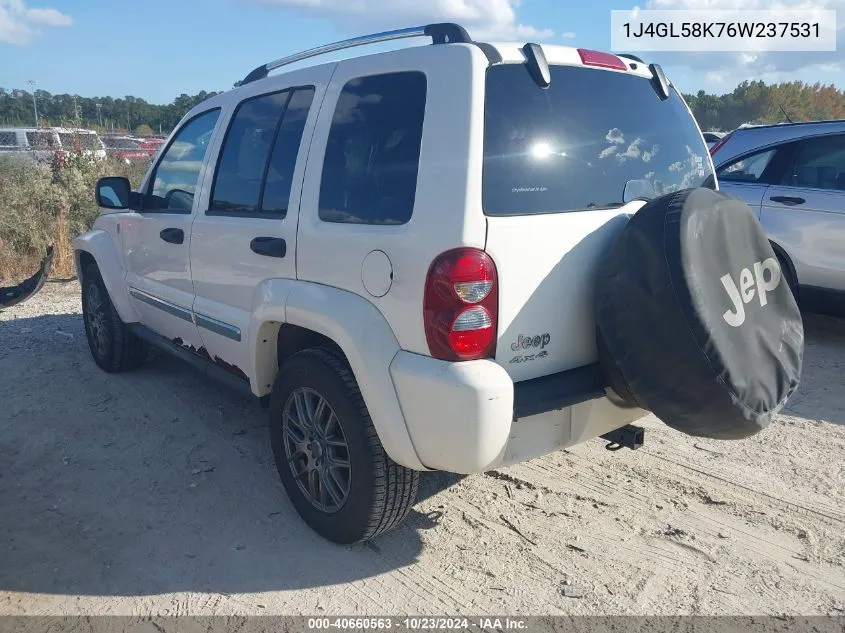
282,387,351,513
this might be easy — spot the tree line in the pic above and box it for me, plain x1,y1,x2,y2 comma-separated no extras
0,89,220,134
685,80,845,132
1,79,844,135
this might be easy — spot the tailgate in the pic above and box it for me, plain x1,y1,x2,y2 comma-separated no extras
480,60,713,382
485,209,637,382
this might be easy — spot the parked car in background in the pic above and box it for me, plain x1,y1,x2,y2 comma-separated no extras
712,119,845,316
0,127,106,162
0,127,62,162
101,135,149,162
55,128,107,159
702,131,726,149
101,135,166,162
139,138,164,157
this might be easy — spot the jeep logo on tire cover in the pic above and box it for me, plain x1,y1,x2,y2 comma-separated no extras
720,257,781,328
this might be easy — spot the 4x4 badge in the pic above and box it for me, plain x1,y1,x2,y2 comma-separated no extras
511,333,551,351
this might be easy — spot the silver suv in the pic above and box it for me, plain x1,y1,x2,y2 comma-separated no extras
712,120,845,316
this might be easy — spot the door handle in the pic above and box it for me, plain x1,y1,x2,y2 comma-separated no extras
159,228,184,244
770,196,805,206
250,236,287,258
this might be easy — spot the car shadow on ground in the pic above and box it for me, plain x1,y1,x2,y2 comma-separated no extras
782,311,845,426
0,308,840,599
0,312,463,598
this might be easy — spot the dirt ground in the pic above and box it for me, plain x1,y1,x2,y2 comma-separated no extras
1,281,843,617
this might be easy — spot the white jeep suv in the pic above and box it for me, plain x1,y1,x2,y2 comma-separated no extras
75,24,804,543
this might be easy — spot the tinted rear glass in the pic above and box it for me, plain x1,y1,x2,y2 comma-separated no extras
319,71,426,225
483,64,713,216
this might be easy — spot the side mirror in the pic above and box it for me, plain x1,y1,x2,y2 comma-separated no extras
96,176,132,210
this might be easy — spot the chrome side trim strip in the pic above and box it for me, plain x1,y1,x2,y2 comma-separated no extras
195,313,242,342
129,288,193,323
128,288,242,342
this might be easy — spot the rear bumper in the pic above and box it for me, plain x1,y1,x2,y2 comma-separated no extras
513,363,606,418
389,351,646,474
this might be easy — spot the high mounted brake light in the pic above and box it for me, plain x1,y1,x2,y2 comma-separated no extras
577,49,627,71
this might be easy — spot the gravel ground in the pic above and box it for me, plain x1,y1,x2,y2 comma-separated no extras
1,281,844,617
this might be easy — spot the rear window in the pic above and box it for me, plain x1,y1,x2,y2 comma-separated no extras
483,64,713,216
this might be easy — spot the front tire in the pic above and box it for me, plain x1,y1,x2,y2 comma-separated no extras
270,347,419,544
81,265,146,372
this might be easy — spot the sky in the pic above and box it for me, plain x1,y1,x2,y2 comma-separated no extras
0,0,843,103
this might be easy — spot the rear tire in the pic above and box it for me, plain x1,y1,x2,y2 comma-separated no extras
270,347,419,544
81,265,146,373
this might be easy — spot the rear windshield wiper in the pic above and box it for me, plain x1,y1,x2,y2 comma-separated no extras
584,201,625,210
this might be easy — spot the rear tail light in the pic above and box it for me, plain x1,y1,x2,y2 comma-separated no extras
578,49,627,71
424,248,498,361
709,133,731,156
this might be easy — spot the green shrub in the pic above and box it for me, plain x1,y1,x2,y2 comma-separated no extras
0,153,148,281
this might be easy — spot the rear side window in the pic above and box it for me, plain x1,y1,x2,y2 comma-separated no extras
26,131,54,149
319,71,427,225
210,87,314,217
788,134,845,190
483,64,713,215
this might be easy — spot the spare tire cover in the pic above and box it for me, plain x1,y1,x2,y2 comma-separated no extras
595,187,804,439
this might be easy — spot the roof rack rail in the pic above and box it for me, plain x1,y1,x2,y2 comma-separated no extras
240,22,472,85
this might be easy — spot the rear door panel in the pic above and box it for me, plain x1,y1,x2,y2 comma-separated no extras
759,134,845,292
761,186,845,291
189,70,330,377
481,63,713,382
717,182,768,218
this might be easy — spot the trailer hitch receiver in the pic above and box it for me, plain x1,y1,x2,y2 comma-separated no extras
600,424,644,451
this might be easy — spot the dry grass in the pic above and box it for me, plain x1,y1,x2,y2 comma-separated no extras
0,153,147,283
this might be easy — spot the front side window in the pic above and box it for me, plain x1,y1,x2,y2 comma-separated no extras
787,134,845,190
319,71,427,225
717,149,778,183
483,64,714,215
146,109,220,212
210,87,314,217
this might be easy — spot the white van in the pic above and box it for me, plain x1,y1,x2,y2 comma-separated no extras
0,127,106,162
